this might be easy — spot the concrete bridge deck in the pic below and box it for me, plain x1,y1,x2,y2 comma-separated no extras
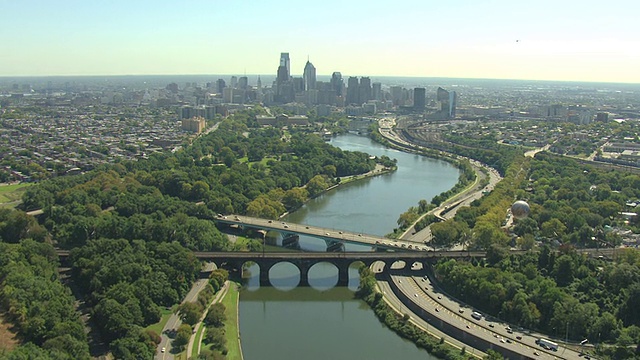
215,214,429,251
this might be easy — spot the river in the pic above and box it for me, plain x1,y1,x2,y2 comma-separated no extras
239,133,461,360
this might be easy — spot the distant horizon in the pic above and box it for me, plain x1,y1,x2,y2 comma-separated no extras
1,73,639,87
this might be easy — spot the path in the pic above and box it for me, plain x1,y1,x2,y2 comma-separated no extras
188,281,230,356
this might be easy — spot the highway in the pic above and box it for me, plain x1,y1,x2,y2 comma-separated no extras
385,264,587,360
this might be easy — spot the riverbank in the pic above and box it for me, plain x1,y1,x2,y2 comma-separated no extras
356,265,475,360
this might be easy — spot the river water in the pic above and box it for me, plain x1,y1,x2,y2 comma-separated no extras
239,134,460,360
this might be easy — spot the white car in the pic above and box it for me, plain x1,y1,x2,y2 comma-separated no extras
161,347,166,353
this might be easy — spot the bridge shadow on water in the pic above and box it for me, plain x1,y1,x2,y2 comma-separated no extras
241,262,361,292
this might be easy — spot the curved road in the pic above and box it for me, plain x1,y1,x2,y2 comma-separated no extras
382,262,586,360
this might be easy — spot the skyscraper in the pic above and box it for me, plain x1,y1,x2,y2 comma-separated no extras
372,82,382,101
303,60,316,91
216,79,226,94
238,76,248,90
359,77,372,104
436,87,456,118
346,77,359,105
279,52,290,81
331,72,343,96
413,87,426,111
276,52,293,103
448,91,457,118
230,76,238,89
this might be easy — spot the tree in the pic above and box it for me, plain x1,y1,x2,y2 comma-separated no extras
172,324,192,349
176,302,203,326
204,326,227,352
205,303,226,328
306,175,329,198
540,218,567,239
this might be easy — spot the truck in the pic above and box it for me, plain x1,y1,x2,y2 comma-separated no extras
536,338,558,351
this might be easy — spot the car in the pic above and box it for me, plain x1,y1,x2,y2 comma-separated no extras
414,293,418,297
500,338,506,343
488,323,495,328
217,213,223,217
284,225,289,228
161,347,166,353
516,335,522,340
326,232,330,235
268,220,272,223
437,295,442,299
458,309,464,313
533,351,540,356
358,234,362,236
435,307,440,312
506,339,512,344
305,226,309,229
466,325,470,329
339,231,343,234
494,334,499,338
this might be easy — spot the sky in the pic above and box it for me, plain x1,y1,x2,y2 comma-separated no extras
2,0,640,83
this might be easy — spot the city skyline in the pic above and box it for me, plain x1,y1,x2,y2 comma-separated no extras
2,0,640,84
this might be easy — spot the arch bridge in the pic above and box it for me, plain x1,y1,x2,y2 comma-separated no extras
194,250,492,287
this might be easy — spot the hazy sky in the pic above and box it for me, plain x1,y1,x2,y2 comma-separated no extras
2,0,639,83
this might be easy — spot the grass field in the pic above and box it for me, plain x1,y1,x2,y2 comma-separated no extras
0,183,32,206
191,320,206,359
222,282,242,360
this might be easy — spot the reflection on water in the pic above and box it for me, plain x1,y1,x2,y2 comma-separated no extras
239,134,455,360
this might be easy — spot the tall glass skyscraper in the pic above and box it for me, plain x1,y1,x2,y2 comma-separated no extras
303,60,316,91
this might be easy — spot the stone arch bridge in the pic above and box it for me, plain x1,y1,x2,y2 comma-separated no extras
193,250,495,287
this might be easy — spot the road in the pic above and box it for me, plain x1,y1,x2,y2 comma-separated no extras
384,263,586,360
157,262,216,359
371,261,486,358
216,215,431,252
377,116,504,246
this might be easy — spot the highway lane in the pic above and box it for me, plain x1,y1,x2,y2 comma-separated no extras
387,266,586,360
371,262,486,358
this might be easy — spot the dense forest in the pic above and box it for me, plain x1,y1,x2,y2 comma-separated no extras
0,238,90,359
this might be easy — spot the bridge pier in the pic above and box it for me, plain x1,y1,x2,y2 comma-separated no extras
297,262,311,287
259,262,274,287
337,265,350,286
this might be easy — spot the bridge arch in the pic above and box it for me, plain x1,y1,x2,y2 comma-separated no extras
307,261,340,289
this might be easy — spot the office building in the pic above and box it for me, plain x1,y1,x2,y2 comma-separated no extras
230,76,238,89
372,82,382,101
331,72,343,96
413,87,426,111
436,87,456,118
303,60,316,91
359,77,372,104
346,77,360,105
216,79,226,94
238,76,248,90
